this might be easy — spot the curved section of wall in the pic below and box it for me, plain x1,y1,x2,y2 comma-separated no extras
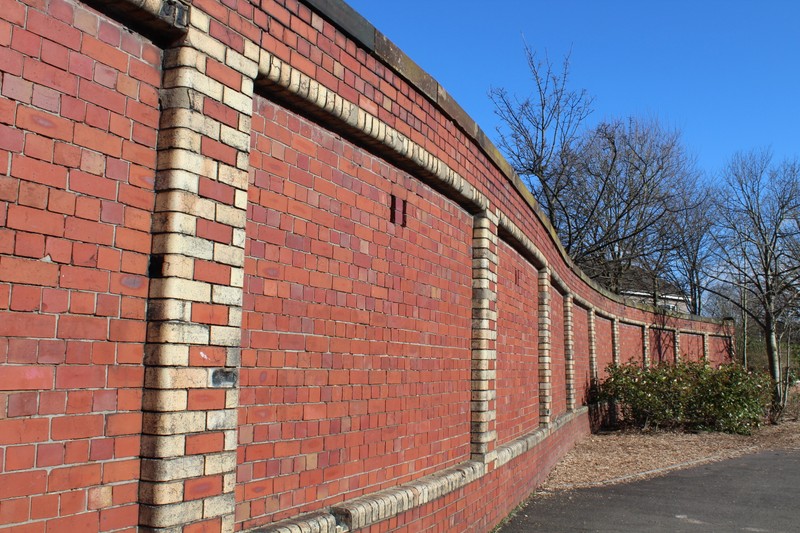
1,1,733,532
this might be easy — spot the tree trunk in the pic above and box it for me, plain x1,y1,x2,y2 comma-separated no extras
765,315,783,421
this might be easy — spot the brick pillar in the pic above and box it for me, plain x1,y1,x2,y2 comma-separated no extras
643,324,651,368
471,213,498,464
588,307,597,383
612,317,620,365
538,267,552,426
564,293,575,411
140,31,257,531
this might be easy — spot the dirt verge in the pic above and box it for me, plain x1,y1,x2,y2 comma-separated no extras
539,420,800,492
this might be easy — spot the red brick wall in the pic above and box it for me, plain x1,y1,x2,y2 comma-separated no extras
651,328,676,364
595,316,614,379
572,305,591,406
708,336,733,366
238,96,473,528
680,332,705,362
619,322,644,364
1,0,735,531
496,242,539,445
355,413,590,533
0,0,160,530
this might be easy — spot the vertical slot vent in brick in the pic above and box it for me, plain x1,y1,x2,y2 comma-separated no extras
390,194,407,227
515,268,521,285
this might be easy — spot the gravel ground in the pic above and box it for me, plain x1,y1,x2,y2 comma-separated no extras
538,419,800,492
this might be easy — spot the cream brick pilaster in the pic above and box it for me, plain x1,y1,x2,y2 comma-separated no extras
703,332,710,362
612,317,620,365
470,212,498,465
674,330,681,362
141,11,257,531
538,267,552,426
643,324,651,368
564,293,575,412
588,307,597,384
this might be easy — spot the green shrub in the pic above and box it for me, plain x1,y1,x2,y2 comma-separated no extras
597,361,770,434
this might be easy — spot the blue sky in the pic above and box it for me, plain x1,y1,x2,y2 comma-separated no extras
343,1,799,176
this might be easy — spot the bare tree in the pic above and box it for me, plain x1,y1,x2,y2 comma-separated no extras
560,118,700,292
492,51,701,295
707,149,800,418
490,45,593,231
668,184,716,315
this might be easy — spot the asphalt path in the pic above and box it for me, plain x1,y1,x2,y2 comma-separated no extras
498,449,800,532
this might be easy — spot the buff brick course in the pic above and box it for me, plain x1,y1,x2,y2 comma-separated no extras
0,0,734,531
